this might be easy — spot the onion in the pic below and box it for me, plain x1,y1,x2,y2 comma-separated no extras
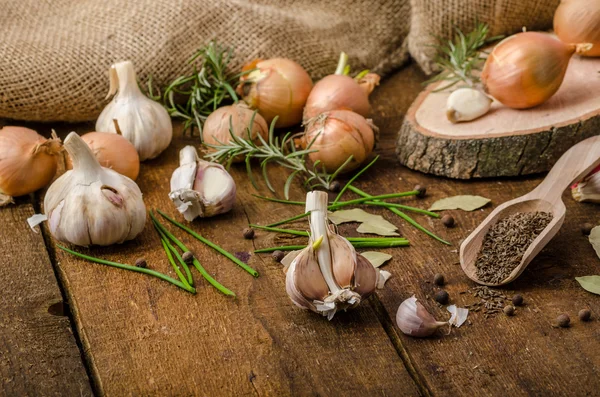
202,103,268,162
65,132,140,180
237,58,313,128
554,0,600,57
0,126,62,204
301,110,375,173
481,32,587,109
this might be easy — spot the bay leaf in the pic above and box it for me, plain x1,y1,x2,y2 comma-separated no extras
361,251,393,268
429,195,491,211
575,275,600,295
329,208,399,236
588,226,600,259
356,222,399,236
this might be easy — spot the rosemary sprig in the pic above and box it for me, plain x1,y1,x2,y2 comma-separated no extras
425,22,503,91
148,41,247,135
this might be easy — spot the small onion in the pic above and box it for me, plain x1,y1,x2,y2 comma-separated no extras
303,73,380,121
554,0,600,57
301,110,375,173
0,126,62,204
481,32,585,109
237,58,313,128
202,103,268,162
65,132,140,180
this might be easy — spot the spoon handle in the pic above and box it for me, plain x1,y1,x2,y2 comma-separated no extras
531,135,600,202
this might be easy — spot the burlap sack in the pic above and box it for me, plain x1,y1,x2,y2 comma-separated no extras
409,0,560,75
0,0,410,122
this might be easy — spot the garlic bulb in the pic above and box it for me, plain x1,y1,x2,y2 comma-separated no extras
44,132,146,246
169,146,236,221
285,191,379,320
572,167,600,202
96,61,173,161
396,295,447,337
446,88,492,123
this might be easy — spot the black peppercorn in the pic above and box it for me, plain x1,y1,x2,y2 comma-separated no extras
503,305,515,316
182,251,194,264
243,227,255,239
581,223,594,236
441,214,455,228
579,309,592,322
434,290,449,304
414,185,427,198
329,181,341,192
135,258,147,268
512,294,524,306
272,250,285,262
556,314,570,328
433,273,445,286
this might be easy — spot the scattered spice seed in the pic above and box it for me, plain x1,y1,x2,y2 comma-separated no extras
503,305,515,316
182,251,194,264
475,211,553,284
272,250,285,262
414,185,427,198
512,294,524,306
135,258,147,268
441,214,455,227
243,227,255,239
579,309,592,322
433,273,445,286
556,314,570,328
581,223,594,236
434,290,449,304
329,180,341,192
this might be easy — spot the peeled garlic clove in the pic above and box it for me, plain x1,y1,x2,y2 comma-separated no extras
353,253,379,298
44,132,146,246
446,88,492,123
292,245,329,301
96,61,173,161
169,146,236,220
329,231,357,288
572,167,600,203
396,295,447,338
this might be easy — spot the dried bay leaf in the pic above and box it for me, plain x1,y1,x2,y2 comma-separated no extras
429,195,491,211
588,226,600,259
575,276,600,295
356,222,399,236
361,251,392,268
329,208,399,236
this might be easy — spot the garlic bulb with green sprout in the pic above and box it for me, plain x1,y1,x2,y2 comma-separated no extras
169,145,236,221
96,61,172,161
572,167,600,203
285,190,379,319
44,132,146,246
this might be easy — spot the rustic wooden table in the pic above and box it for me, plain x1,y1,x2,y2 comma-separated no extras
1,64,599,397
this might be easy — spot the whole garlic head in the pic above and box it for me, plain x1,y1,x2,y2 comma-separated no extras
96,61,173,161
44,132,146,246
285,191,379,320
169,145,236,221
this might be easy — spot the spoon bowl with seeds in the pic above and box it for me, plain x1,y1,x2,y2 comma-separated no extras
460,135,600,286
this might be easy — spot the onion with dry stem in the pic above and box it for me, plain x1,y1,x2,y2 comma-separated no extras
65,132,140,180
301,110,376,173
237,58,313,128
0,126,62,205
554,0,600,57
481,32,589,109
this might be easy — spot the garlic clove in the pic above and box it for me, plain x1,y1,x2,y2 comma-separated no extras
353,253,379,298
396,295,447,338
329,231,357,288
293,245,330,301
285,257,317,312
446,88,492,123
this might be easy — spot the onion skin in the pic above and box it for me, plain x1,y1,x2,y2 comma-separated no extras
481,32,575,109
237,58,313,128
202,103,268,162
304,75,371,121
0,126,61,198
65,132,140,180
302,110,375,173
554,0,600,57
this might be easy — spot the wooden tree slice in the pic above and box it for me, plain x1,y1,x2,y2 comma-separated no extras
396,56,600,179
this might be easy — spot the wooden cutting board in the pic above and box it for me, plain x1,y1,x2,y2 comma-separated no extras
396,56,600,179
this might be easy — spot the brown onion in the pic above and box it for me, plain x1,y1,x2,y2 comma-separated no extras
65,132,140,180
481,32,584,109
202,103,268,162
237,58,313,128
301,110,375,173
554,0,600,57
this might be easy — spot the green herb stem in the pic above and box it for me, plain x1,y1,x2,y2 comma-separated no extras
160,232,194,286
249,224,409,243
159,236,193,289
255,239,410,253
57,245,196,294
157,210,259,277
252,195,304,206
333,155,380,205
266,212,310,227
362,200,440,218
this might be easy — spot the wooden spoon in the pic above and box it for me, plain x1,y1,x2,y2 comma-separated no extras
460,135,600,286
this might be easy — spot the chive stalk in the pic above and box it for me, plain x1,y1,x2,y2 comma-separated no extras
254,239,410,253
332,155,380,205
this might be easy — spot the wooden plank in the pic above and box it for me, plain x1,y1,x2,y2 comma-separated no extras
44,126,421,396
359,65,600,396
0,199,92,396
